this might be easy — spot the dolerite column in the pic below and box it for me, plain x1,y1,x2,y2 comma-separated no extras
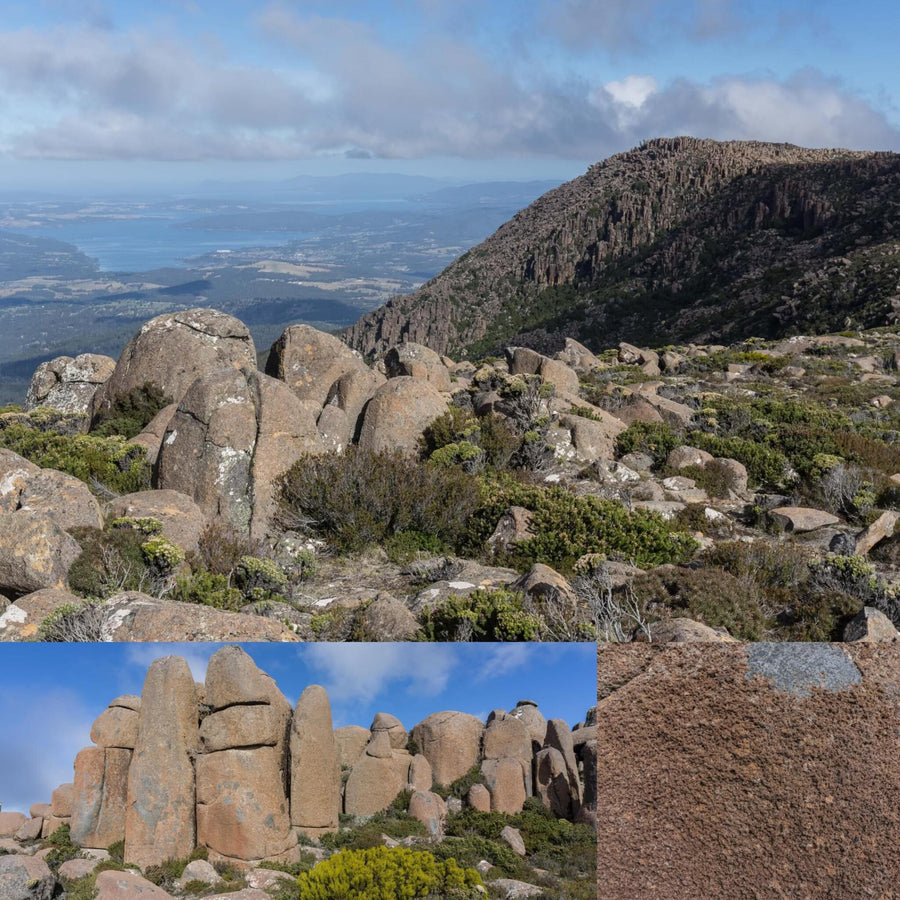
196,646,295,864
70,695,140,849
125,657,198,869
290,685,340,836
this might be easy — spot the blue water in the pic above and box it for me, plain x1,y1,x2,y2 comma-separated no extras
25,216,313,272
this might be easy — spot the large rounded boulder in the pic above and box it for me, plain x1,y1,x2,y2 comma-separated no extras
156,366,325,538
357,377,448,455
90,309,256,424
266,324,369,411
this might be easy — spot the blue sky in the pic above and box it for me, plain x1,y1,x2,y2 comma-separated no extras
0,0,897,189
0,642,595,815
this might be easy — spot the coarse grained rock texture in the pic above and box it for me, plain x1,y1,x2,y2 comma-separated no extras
596,643,900,900
90,309,256,423
70,746,131,849
357,377,448,455
25,354,115,416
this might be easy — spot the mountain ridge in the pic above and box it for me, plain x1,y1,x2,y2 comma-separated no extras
344,137,900,357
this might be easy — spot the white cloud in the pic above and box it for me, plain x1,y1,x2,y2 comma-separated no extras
304,643,458,704
0,15,895,162
475,644,538,681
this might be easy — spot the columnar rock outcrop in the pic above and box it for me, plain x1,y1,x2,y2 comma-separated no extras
36,650,592,871
290,685,341,836
197,647,295,864
125,656,198,870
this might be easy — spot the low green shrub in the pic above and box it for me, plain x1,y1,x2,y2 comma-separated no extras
420,588,543,641
0,422,151,494
280,448,481,553
632,567,767,641
615,421,682,467
688,432,790,488
432,765,483,801
465,476,697,573
67,524,157,599
173,570,244,611
90,382,171,439
290,846,482,900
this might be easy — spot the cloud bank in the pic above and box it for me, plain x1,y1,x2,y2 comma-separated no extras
0,6,895,164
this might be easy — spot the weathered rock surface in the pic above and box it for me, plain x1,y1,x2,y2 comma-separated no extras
319,367,386,447
371,712,408,751
157,366,324,538
0,813,27,837
125,656,198,869
266,324,369,410
770,506,840,532
343,749,410,816
290,685,341,836
0,588,82,641
94,869,173,900
407,791,446,836
0,855,54,900
100,593,298,642
11,469,103,532
412,711,484,786
25,354,115,416
333,725,370,769
639,618,739,643
89,705,139,750
843,607,900,642
71,746,131,848
0,512,81,598
357,377,447,455
480,757,527,814
597,643,900,899
91,309,256,423
385,342,451,392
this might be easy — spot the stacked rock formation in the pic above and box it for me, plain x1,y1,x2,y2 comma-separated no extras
24,649,592,869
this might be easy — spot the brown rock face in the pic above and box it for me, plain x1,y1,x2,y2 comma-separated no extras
71,747,131,849
0,588,83,641
534,747,574,818
106,490,206,556
290,685,341,836
196,747,295,862
266,324,369,410
371,712,407,750
156,366,324,538
198,647,293,861
467,783,491,813
384,343,451,392
25,353,115,416
483,715,532,796
130,403,178,466
357,377,448,455
17,470,103,532
333,725,370,769
125,656,198,870
90,706,139,749
343,751,411,816
509,701,547,752
90,309,256,423
94,869,173,900
0,855,55,900
597,643,900,899
407,790,447,836
0,511,81,598
320,367,386,447
411,711,484,787
0,813,27,837
480,757,528,814
51,783,74,818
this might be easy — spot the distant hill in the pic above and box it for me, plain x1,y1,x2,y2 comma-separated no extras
345,137,900,357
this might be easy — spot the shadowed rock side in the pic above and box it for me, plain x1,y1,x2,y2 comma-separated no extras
596,643,900,900
346,137,900,358
5,646,594,878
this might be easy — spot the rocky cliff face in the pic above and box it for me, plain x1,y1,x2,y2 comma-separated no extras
345,137,900,357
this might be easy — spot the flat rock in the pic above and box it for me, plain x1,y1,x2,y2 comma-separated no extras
95,869,174,900
0,589,82,641
100,594,298,642
638,618,738,643
770,506,840,532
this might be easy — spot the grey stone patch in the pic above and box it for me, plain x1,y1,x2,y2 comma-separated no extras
743,643,861,697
